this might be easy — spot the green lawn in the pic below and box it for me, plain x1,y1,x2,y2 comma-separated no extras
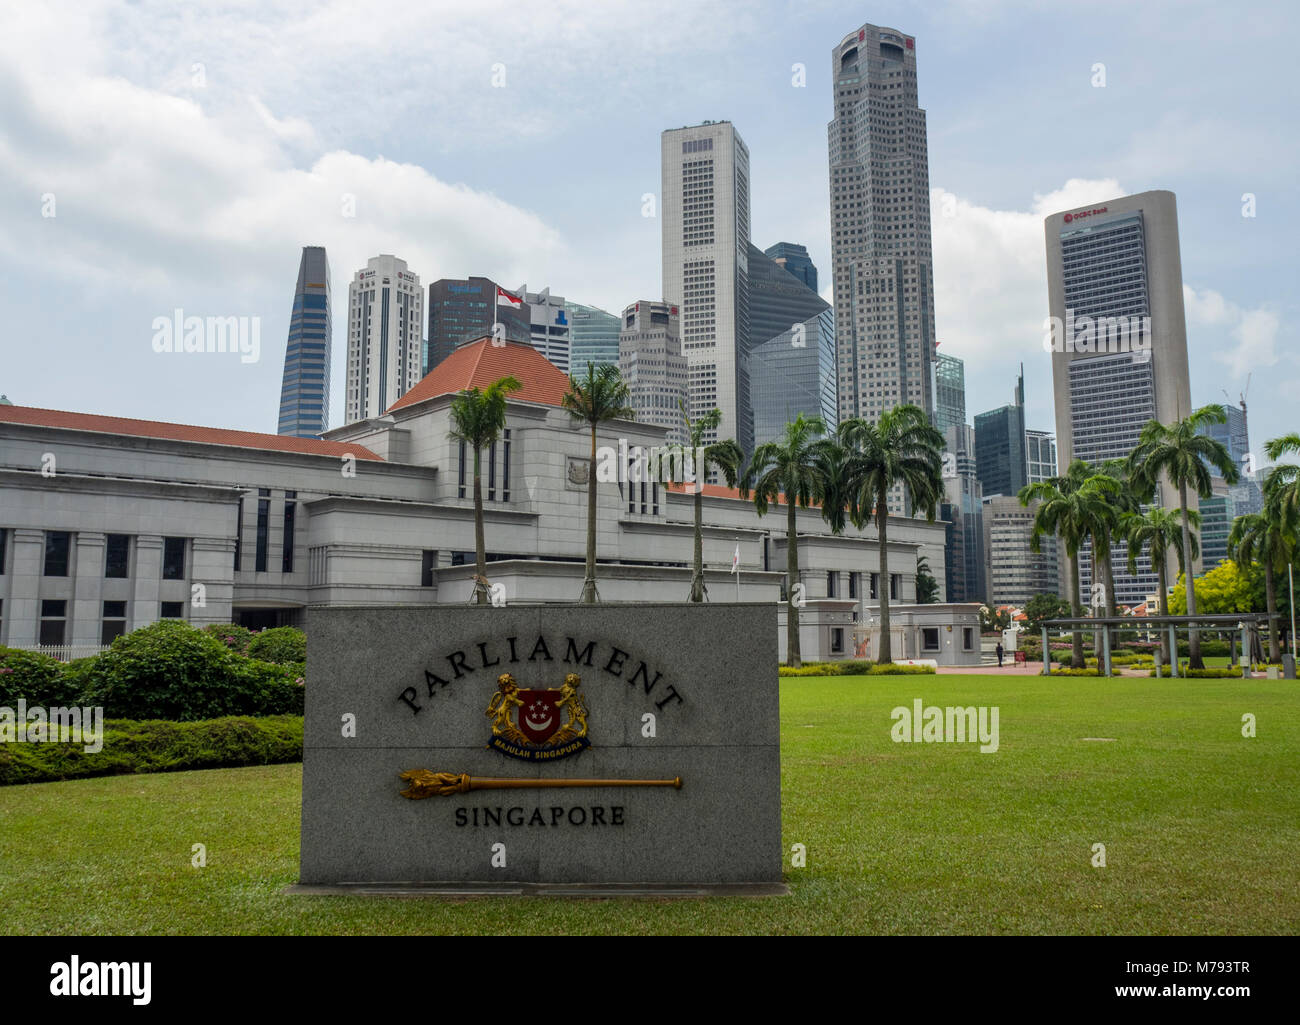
1,674,1297,935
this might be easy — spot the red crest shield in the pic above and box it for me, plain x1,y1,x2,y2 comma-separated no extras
517,690,562,745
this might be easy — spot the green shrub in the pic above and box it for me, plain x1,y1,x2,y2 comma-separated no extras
0,715,303,786
836,660,874,674
866,663,936,675
779,664,840,677
1147,666,1268,678
1047,667,1120,676
0,648,80,706
79,621,298,721
246,626,306,665
201,624,255,654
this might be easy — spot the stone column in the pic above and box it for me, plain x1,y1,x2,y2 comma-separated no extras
6,528,45,646
190,536,236,628
131,535,163,629
70,532,106,646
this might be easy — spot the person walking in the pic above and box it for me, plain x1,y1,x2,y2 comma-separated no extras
996,641,1004,667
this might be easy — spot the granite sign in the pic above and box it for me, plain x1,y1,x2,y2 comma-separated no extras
294,604,782,893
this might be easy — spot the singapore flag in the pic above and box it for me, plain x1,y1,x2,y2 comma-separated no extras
496,286,522,309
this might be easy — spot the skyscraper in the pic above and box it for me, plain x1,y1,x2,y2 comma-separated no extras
566,301,621,374
619,301,689,445
426,277,528,374
933,353,965,437
1045,190,1195,605
661,121,753,455
974,369,1027,499
983,495,1061,606
518,286,571,373
278,246,331,438
746,243,836,448
828,24,937,444
941,423,984,603
763,242,818,292
1025,429,1057,484
344,255,423,424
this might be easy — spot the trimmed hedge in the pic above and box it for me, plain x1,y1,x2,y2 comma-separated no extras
0,715,303,786
779,660,936,677
1047,667,1121,677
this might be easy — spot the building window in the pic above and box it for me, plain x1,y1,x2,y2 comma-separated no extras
105,534,130,578
163,537,187,580
421,550,436,587
458,440,467,499
102,600,127,644
963,627,975,650
831,628,844,654
283,493,297,574
0,527,7,574
44,531,71,576
827,571,838,597
849,572,858,599
502,429,511,501
891,573,900,600
255,489,270,572
234,497,244,571
40,599,67,646
922,627,940,652
160,601,185,619
870,572,879,599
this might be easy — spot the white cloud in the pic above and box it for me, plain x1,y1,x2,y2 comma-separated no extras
1184,285,1279,377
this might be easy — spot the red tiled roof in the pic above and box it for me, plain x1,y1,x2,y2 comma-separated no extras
389,337,571,412
0,405,383,461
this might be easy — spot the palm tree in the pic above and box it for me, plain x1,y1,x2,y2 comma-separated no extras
1020,461,1118,668
1228,503,1294,663
448,375,521,604
1264,433,1300,523
1096,458,1153,616
1125,506,1199,667
562,363,634,604
662,402,744,602
741,414,833,668
826,406,944,665
1128,405,1240,668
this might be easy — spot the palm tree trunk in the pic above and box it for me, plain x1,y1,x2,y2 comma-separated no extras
689,488,705,602
878,487,892,665
1156,552,1169,668
1070,551,1084,668
1101,535,1117,669
787,498,801,668
1265,558,1280,663
1180,483,1201,668
473,446,487,604
580,423,598,604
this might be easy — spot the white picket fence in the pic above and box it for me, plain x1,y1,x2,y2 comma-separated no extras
11,644,109,662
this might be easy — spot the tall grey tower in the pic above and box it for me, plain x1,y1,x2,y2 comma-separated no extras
828,24,937,440
278,246,331,437
661,121,753,456
1044,189,1196,605
345,255,423,424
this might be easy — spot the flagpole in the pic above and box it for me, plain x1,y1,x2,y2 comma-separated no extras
735,535,740,602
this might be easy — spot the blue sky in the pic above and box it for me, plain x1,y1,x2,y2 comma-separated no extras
1,0,1295,466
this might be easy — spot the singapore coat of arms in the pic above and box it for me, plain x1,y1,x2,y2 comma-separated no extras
485,671,590,761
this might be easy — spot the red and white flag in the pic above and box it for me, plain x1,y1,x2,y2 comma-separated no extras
731,544,740,574
496,286,522,309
